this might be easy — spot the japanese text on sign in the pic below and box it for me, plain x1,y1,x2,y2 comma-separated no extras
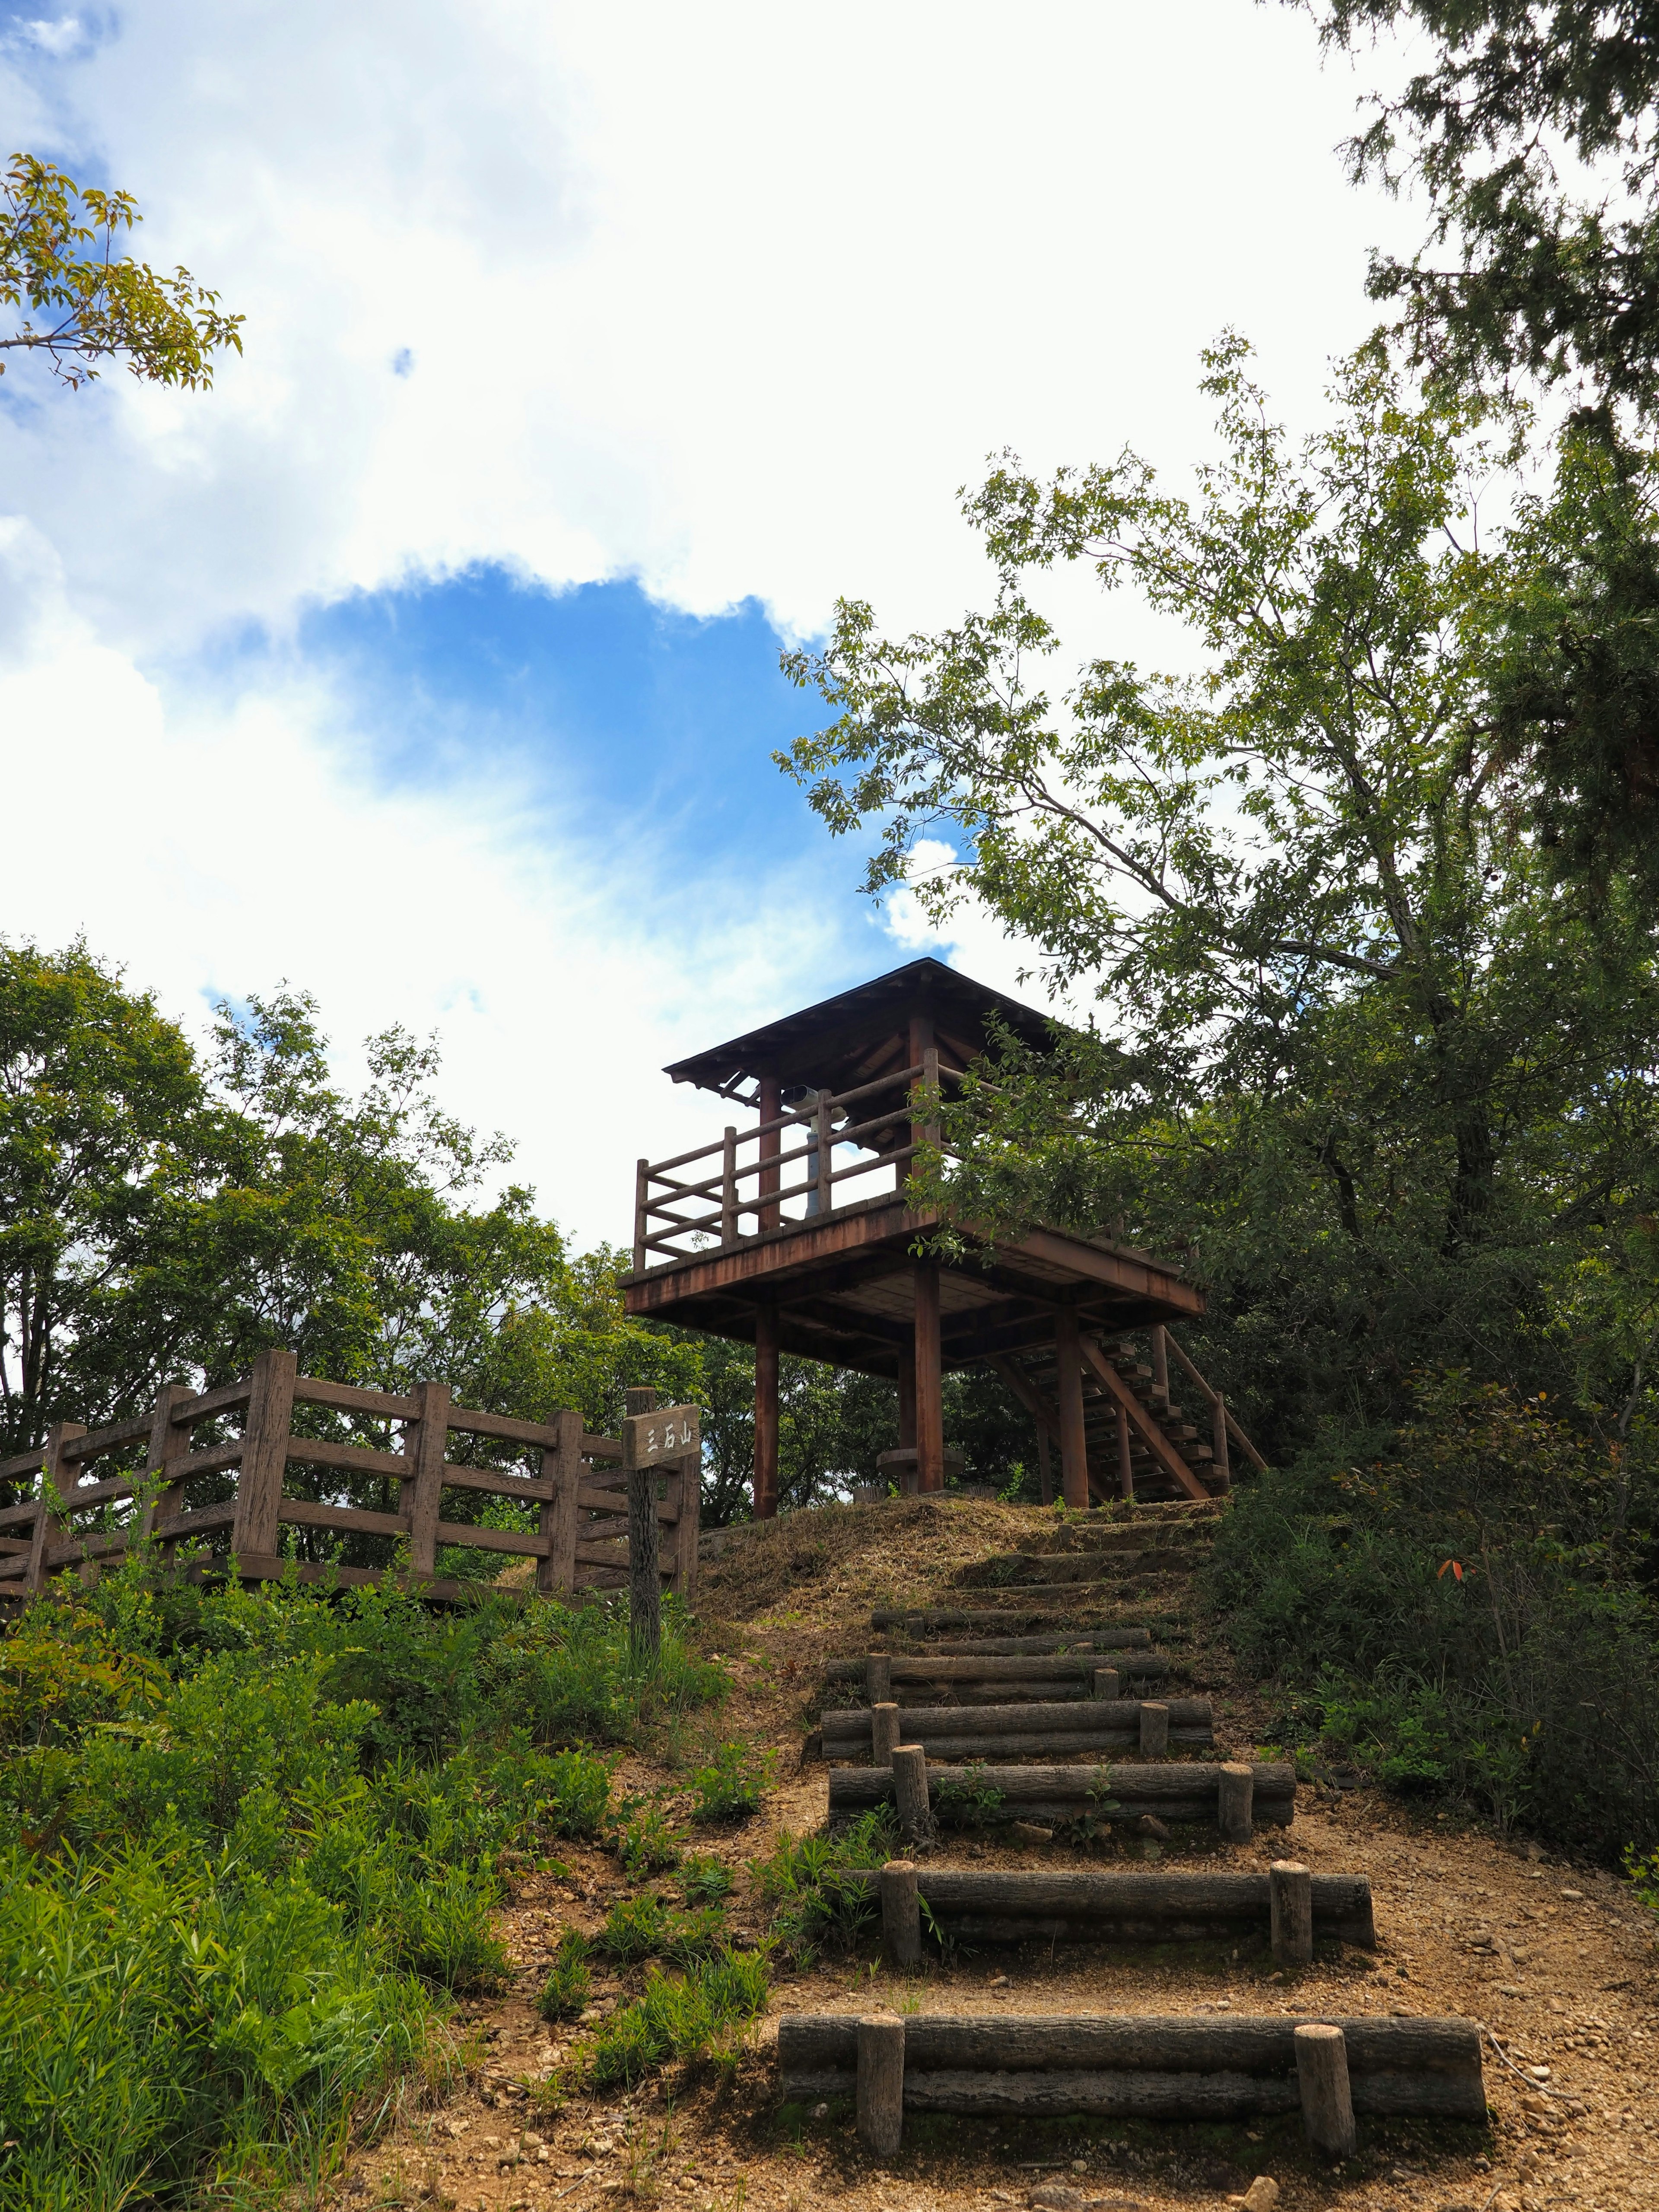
622,1404,702,1470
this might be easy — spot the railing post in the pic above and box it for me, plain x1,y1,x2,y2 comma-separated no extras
815,1092,835,1217
403,1379,451,1581
232,1348,298,1571
1150,1323,1170,1406
25,1421,85,1595
137,1383,194,1552
541,1408,583,1598
633,1158,649,1274
721,1125,738,1246
758,1077,782,1231
1116,1401,1134,1501
1211,1389,1232,1490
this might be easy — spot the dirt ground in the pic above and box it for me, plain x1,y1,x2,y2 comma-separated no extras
337,1497,1659,2212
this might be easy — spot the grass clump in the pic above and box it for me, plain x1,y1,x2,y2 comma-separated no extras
615,1801,684,1877
690,1739,776,1823
751,1808,897,1962
0,1559,728,2209
537,1929,592,2023
595,1892,732,1968
586,1949,770,2088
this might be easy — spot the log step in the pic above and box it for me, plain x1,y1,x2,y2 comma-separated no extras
842,1865,1376,1948
830,1758,1295,1828
822,1697,1214,1763
825,1652,1167,1685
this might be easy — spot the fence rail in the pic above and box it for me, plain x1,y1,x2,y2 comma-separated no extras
0,1349,699,1608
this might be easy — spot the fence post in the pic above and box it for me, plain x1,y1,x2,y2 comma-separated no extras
542,1408,583,1598
1211,1390,1232,1490
624,1386,662,1659
403,1379,451,1582
721,1125,738,1246
232,1348,297,1570
633,1159,649,1274
815,1092,834,1216
25,1421,85,1595
1150,1323,1170,1405
137,1383,194,1551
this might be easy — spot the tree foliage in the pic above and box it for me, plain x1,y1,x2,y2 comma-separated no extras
781,344,1659,1449
1307,2,1659,410
0,153,241,389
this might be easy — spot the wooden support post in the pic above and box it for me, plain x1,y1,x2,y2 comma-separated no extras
896,1347,917,1452
871,1702,901,1767
1116,1402,1133,1501
754,1298,779,1520
673,1439,702,1600
856,2015,906,2157
1150,1324,1170,1405
815,1092,835,1217
26,1421,85,1593
543,1408,583,1598
633,1157,648,1274
136,1384,192,1548
913,1261,945,1493
892,1743,931,1843
868,1653,892,1703
403,1379,452,1582
233,1347,297,1566
758,1075,782,1231
1212,1390,1232,1490
1295,2023,1357,2158
721,1125,738,1246
1035,1423,1052,1506
1271,1860,1314,1965
625,1386,662,1658
1093,1667,1121,1701
1217,1761,1255,1843
880,1860,922,1968
1054,1309,1090,1510
1139,1701,1170,1757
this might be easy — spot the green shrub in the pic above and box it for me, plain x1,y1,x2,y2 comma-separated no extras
594,1893,731,1968
752,1808,897,1962
680,1853,735,1904
537,1929,592,2023
585,1948,770,2088
1207,1378,1659,1856
0,1557,722,2210
690,1740,776,1823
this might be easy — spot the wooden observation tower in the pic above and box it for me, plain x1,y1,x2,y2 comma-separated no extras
623,959,1254,1516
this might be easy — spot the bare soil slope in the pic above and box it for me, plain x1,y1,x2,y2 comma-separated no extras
340,1497,1659,2212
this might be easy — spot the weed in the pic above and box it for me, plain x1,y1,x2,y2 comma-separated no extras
537,1928,592,2021
934,1761,1005,1819
681,1853,736,1904
595,1892,732,1967
751,1808,896,1961
586,1948,770,2088
615,1802,685,1876
690,1740,777,1823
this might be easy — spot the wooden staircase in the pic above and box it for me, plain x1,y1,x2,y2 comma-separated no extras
990,1325,1265,1505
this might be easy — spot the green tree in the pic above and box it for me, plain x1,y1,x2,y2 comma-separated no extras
0,942,696,1481
1306,3,1659,411
780,343,1659,1447
0,153,241,388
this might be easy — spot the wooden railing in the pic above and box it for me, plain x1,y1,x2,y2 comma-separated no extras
0,1349,699,1607
635,1055,941,1270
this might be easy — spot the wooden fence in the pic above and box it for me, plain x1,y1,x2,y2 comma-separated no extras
0,1349,699,1607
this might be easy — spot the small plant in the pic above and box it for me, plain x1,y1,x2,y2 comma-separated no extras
537,1928,592,2021
752,1809,897,1961
597,1893,672,1962
586,1948,770,2088
690,1741,777,1824
616,1802,685,1876
681,1853,735,1905
934,1761,1006,1820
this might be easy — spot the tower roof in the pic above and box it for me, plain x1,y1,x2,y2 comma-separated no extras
664,956,1060,1102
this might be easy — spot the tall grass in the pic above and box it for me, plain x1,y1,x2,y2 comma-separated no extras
1206,1377,1659,1856
0,1561,728,2209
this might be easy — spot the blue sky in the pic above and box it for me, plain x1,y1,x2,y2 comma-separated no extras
0,0,1413,1245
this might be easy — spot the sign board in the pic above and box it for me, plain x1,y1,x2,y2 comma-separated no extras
622,1403,701,1471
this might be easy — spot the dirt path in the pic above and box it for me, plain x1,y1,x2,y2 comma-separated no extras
339,1498,1659,2212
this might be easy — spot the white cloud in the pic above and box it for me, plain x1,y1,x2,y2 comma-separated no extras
0,1,1420,1250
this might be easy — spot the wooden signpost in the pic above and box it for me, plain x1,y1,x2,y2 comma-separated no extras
621,1397,701,1659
